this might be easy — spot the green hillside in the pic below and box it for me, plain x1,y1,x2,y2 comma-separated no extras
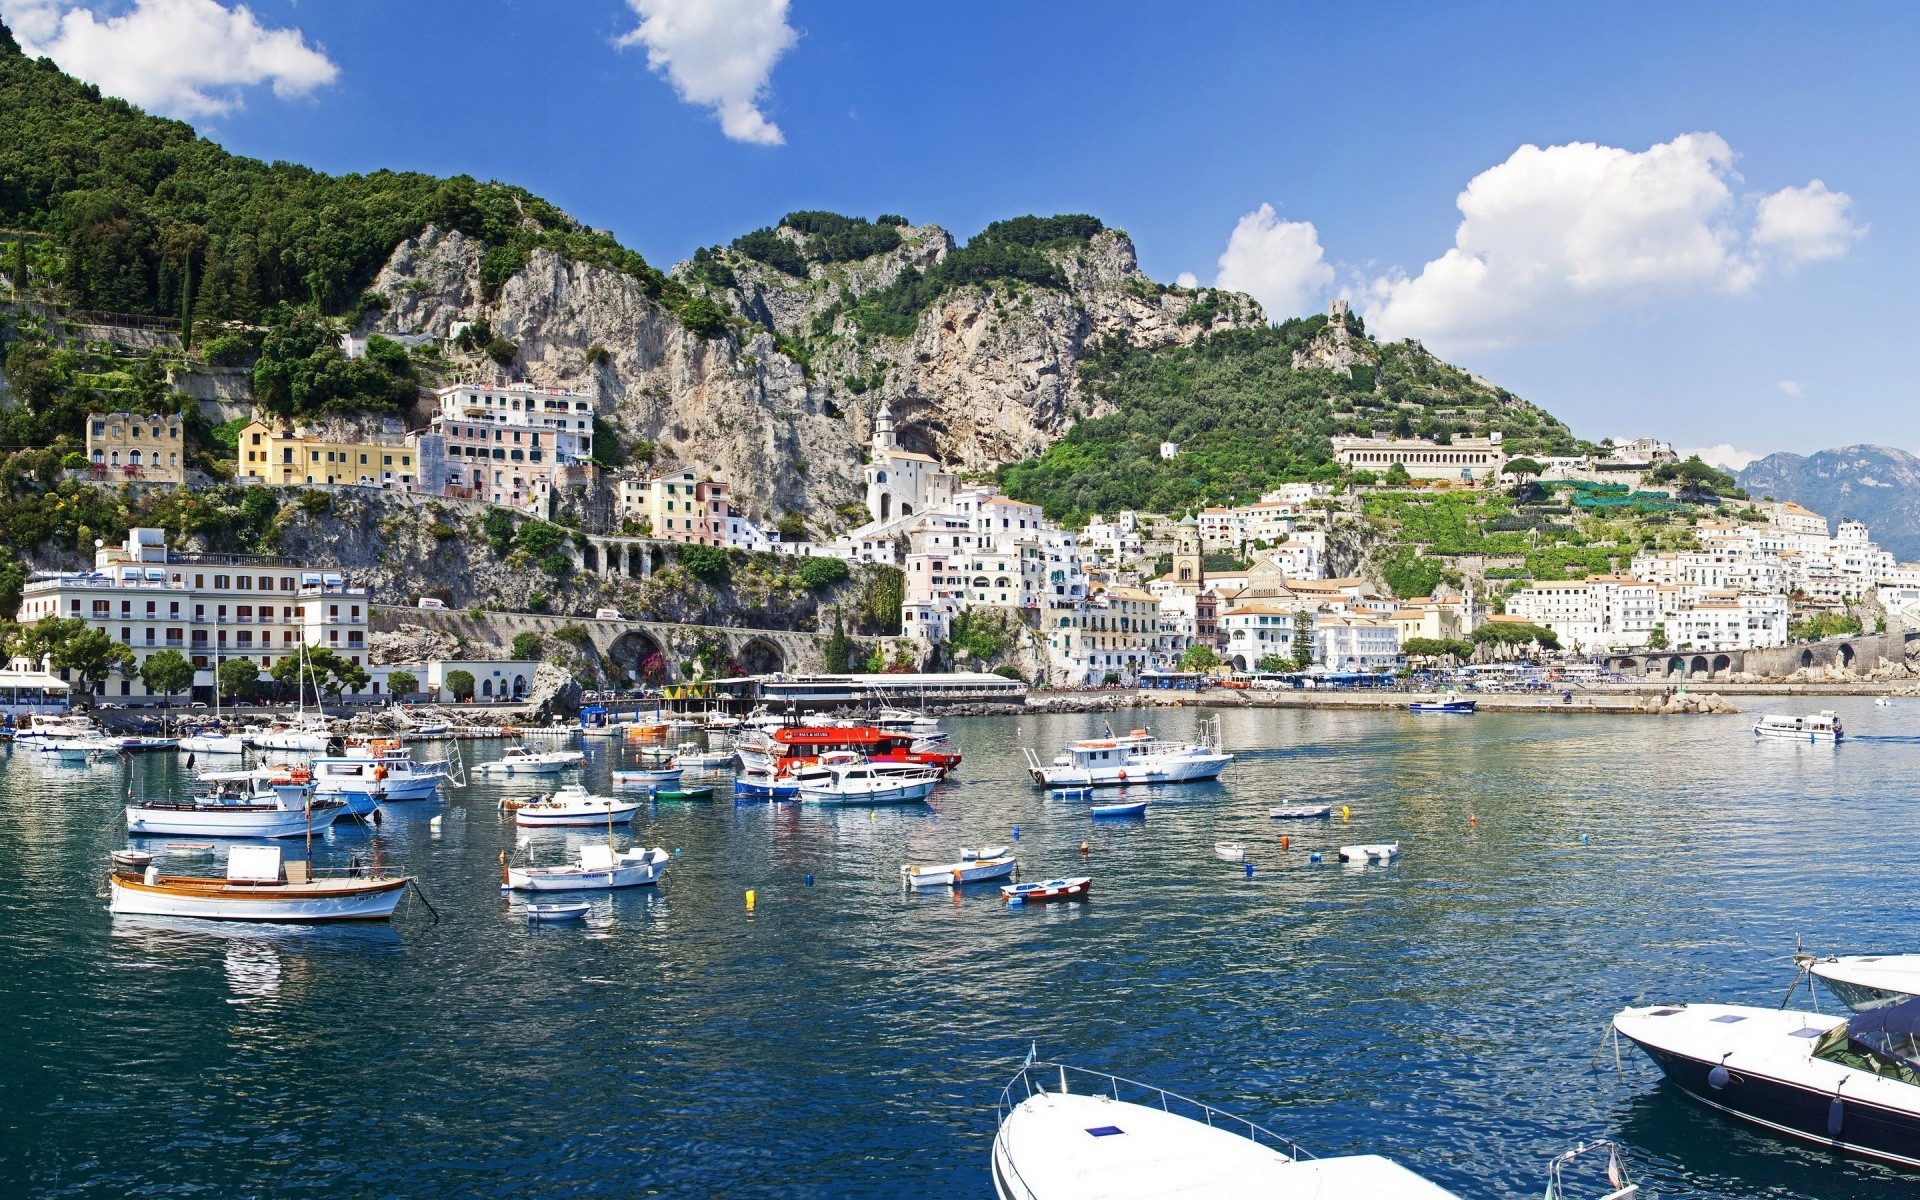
997,315,1580,522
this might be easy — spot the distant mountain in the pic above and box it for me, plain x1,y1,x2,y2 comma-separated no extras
1739,445,1920,562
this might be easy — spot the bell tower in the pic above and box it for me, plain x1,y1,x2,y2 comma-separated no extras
1172,517,1204,592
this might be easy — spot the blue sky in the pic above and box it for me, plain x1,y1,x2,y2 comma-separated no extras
6,0,1913,465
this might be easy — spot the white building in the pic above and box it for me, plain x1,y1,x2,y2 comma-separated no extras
18,528,376,702
1332,431,1506,481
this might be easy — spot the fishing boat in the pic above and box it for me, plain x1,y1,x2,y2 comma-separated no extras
1002,877,1091,904
527,900,591,922
1089,800,1146,818
1338,842,1399,862
903,848,1017,889
1214,843,1246,862
798,761,941,806
309,740,455,805
512,786,642,827
108,845,409,922
1802,954,1920,1012
1613,995,1920,1169
990,1054,1464,1200
1754,711,1844,743
673,741,735,772
741,724,962,777
1271,804,1334,820
502,842,669,891
126,779,344,839
1408,690,1477,714
733,768,800,801
1021,718,1231,788
474,745,586,775
652,785,715,803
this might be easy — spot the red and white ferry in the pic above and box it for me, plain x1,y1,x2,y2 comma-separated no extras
738,724,962,776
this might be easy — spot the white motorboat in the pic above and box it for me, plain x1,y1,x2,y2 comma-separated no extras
475,745,586,775
512,786,643,827
1614,997,1920,1170
44,738,120,763
673,742,736,772
527,900,591,922
108,845,408,922
1754,710,1843,743
127,780,344,839
903,850,1017,888
14,713,103,745
1022,718,1232,788
1214,843,1246,862
1805,954,1920,1011
1339,842,1400,863
990,1056,1462,1199
503,842,669,891
798,761,940,806
310,739,456,805
178,731,247,754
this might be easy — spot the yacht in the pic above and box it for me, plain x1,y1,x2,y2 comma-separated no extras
1614,996,1920,1169
797,760,941,806
991,1055,1464,1199
1804,954,1920,1012
474,745,586,775
1022,718,1232,788
1753,711,1843,743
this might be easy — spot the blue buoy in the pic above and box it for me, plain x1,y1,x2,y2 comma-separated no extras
1243,863,1254,878
1012,824,1021,841
1308,851,1322,864
804,874,814,887
1580,833,1590,844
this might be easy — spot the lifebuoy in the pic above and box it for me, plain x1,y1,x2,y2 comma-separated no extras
372,765,388,781
1117,771,1127,781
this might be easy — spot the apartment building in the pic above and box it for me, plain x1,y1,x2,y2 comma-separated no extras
238,419,419,489
87,411,186,485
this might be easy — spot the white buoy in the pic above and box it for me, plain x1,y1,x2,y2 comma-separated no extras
429,815,444,835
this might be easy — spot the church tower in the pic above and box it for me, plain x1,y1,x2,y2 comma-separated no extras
1172,516,1204,592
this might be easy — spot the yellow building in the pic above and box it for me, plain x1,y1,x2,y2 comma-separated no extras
87,411,185,484
239,419,418,489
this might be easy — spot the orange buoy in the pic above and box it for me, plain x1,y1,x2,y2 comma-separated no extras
1080,840,1089,856
1281,836,1290,852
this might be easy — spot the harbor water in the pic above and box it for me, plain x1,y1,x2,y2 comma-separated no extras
3,700,1918,1198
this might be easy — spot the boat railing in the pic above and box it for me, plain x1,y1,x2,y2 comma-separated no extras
994,1059,1313,1163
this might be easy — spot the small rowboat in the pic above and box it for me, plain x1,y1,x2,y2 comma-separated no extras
1002,877,1091,904
902,854,1017,889
612,768,683,789
110,848,154,869
526,900,591,922
652,786,715,803
163,842,215,858
1214,842,1246,862
1339,842,1400,862
1270,804,1333,820
1049,785,1095,800
1090,801,1146,818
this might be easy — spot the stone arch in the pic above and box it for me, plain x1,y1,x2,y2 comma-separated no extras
609,628,668,686
481,678,494,697
1230,654,1247,672
1840,643,1856,668
738,636,784,676
511,673,528,697
1801,649,1815,668
625,545,643,577
1689,655,1709,677
583,543,600,573
1711,654,1731,677
1667,656,1685,677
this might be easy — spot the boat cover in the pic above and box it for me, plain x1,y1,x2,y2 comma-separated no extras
1822,997,1920,1081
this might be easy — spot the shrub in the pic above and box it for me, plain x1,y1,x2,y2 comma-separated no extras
297,490,331,515
511,631,543,660
732,227,809,277
776,514,810,542
60,451,88,470
798,555,850,592
481,508,515,555
678,543,729,585
516,521,565,556
484,336,518,366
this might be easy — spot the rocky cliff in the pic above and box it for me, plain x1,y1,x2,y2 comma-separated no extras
1740,445,1920,562
363,217,1264,532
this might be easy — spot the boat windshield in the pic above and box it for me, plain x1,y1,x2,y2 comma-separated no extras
1814,998,1920,1085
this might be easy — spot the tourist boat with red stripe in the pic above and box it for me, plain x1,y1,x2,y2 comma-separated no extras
740,725,961,776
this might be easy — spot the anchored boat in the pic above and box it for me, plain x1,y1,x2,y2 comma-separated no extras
502,842,669,891
1754,711,1844,743
903,847,1016,889
1802,953,1920,1012
107,845,408,922
990,1055,1463,1199
1409,690,1477,714
475,745,586,775
798,760,940,806
1002,877,1091,904
126,779,344,839
1614,996,1920,1170
1022,718,1232,788
512,785,642,827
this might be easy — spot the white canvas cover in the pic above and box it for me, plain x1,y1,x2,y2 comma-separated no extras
227,845,283,882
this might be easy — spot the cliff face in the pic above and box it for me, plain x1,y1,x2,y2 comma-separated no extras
364,222,1264,531
1740,444,1920,561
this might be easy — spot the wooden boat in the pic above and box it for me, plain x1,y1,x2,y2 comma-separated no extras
526,900,591,922
903,852,1017,889
1214,843,1246,862
652,786,715,803
503,843,669,892
1338,842,1399,862
1270,804,1334,820
1050,785,1095,800
1002,877,1091,904
1089,800,1147,818
107,846,408,922
512,786,643,827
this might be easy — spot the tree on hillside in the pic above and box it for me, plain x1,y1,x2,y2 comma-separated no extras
1649,456,1742,504
1505,457,1544,482
1383,462,1412,487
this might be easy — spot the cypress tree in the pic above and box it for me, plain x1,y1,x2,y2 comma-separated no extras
178,259,195,349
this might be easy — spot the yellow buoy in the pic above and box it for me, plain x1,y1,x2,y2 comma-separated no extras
1341,805,1350,822
745,889,756,910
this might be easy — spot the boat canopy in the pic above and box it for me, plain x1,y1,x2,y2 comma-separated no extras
1815,996,1920,1084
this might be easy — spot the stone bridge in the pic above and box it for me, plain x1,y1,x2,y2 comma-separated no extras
1599,630,1915,681
373,605,820,682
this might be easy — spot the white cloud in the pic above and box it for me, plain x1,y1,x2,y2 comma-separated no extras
1362,133,1863,354
1753,180,1865,262
3,0,337,118
1677,444,1760,471
618,0,796,146
1777,379,1804,398
1211,203,1334,321
1174,271,1199,289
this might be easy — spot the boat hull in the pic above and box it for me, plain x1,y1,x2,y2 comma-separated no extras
513,804,642,827
506,862,666,891
1090,802,1147,818
126,803,343,839
1002,878,1092,903
904,858,1016,888
108,872,407,921
1032,754,1231,788
1408,702,1476,714
800,778,938,805
178,736,247,754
